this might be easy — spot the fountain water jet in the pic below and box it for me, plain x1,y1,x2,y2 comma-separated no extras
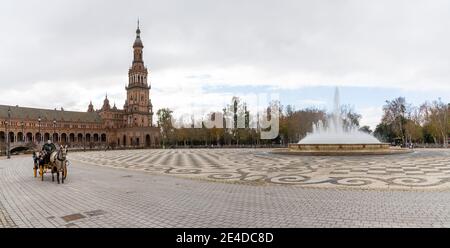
273,87,412,156
298,87,380,144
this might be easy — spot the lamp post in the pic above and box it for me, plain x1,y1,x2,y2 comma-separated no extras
38,116,41,144
2,121,6,156
83,125,86,152
53,119,56,143
7,107,11,159
20,121,24,143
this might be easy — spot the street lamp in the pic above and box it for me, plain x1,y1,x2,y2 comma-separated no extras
2,121,6,156
83,125,86,152
20,121,24,143
53,119,56,143
38,116,41,144
7,107,11,159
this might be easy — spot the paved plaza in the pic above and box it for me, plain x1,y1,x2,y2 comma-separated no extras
1,149,450,228
70,148,450,189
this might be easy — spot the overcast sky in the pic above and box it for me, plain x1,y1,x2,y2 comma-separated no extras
1,0,449,129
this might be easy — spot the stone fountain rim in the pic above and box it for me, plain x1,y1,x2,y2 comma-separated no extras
271,148,413,156
292,143,390,146
271,143,413,156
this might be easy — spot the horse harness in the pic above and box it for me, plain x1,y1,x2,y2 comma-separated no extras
56,149,66,162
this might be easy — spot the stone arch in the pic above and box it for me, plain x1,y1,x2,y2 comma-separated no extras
52,133,59,143
26,132,33,143
8,132,15,143
17,132,24,142
69,133,75,143
61,133,67,143
101,133,107,143
145,134,151,147
77,133,83,143
123,135,127,146
35,133,42,143
44,133,50,142
86,133,91,143
93,133,99,142
0,131,5,143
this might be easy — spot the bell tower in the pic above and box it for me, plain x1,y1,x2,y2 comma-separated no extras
125,20,153,127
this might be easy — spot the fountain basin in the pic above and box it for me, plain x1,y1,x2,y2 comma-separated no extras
271,143,413,156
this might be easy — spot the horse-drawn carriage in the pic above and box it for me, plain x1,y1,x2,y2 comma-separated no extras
33,145,69,184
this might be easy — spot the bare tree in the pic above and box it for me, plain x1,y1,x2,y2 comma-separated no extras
382,97,408,144
156,108,174,148
422,99,449,147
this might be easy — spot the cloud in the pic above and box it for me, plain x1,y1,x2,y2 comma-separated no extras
297,99,327,107
0,0,449,119
357,106,384,130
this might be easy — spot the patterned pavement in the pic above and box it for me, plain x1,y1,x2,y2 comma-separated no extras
1,149,450,228
0,199,16,228
70,148,450,190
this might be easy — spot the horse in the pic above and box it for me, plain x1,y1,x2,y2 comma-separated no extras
49,145,69,184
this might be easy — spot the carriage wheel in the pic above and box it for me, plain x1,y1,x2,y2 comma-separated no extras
40,166,44,181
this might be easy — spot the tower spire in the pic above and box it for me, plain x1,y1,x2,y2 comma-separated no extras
133,19,143,48
88,100,94,112
136,18,141,38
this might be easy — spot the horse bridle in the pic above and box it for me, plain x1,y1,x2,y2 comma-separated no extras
56,149,66,162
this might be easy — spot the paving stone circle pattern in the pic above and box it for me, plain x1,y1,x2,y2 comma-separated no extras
70,148,450,189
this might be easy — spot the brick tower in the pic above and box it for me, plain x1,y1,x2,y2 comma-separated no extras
124,20,154,127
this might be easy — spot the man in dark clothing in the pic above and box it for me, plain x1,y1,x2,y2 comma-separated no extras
41,140,57,164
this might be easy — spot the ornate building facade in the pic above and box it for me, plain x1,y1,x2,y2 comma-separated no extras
0,24,160,152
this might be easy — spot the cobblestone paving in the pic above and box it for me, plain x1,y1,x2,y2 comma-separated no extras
69,149,450,190
1,151,450,228
0,198,16,228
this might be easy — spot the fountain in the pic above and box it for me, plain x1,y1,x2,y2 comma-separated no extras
274,87,411,155
299,87,381,144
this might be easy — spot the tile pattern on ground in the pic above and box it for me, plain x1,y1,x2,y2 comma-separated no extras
69,149,450,189
0,198,16,228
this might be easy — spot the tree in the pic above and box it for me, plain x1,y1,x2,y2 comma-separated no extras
156,108,174,148
278,106,326,144
374,123,396,143
404,120,423,144
341,104,362,128
403,105,424,144
421,99,449,147
359,125,372,134
381,97,408,144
